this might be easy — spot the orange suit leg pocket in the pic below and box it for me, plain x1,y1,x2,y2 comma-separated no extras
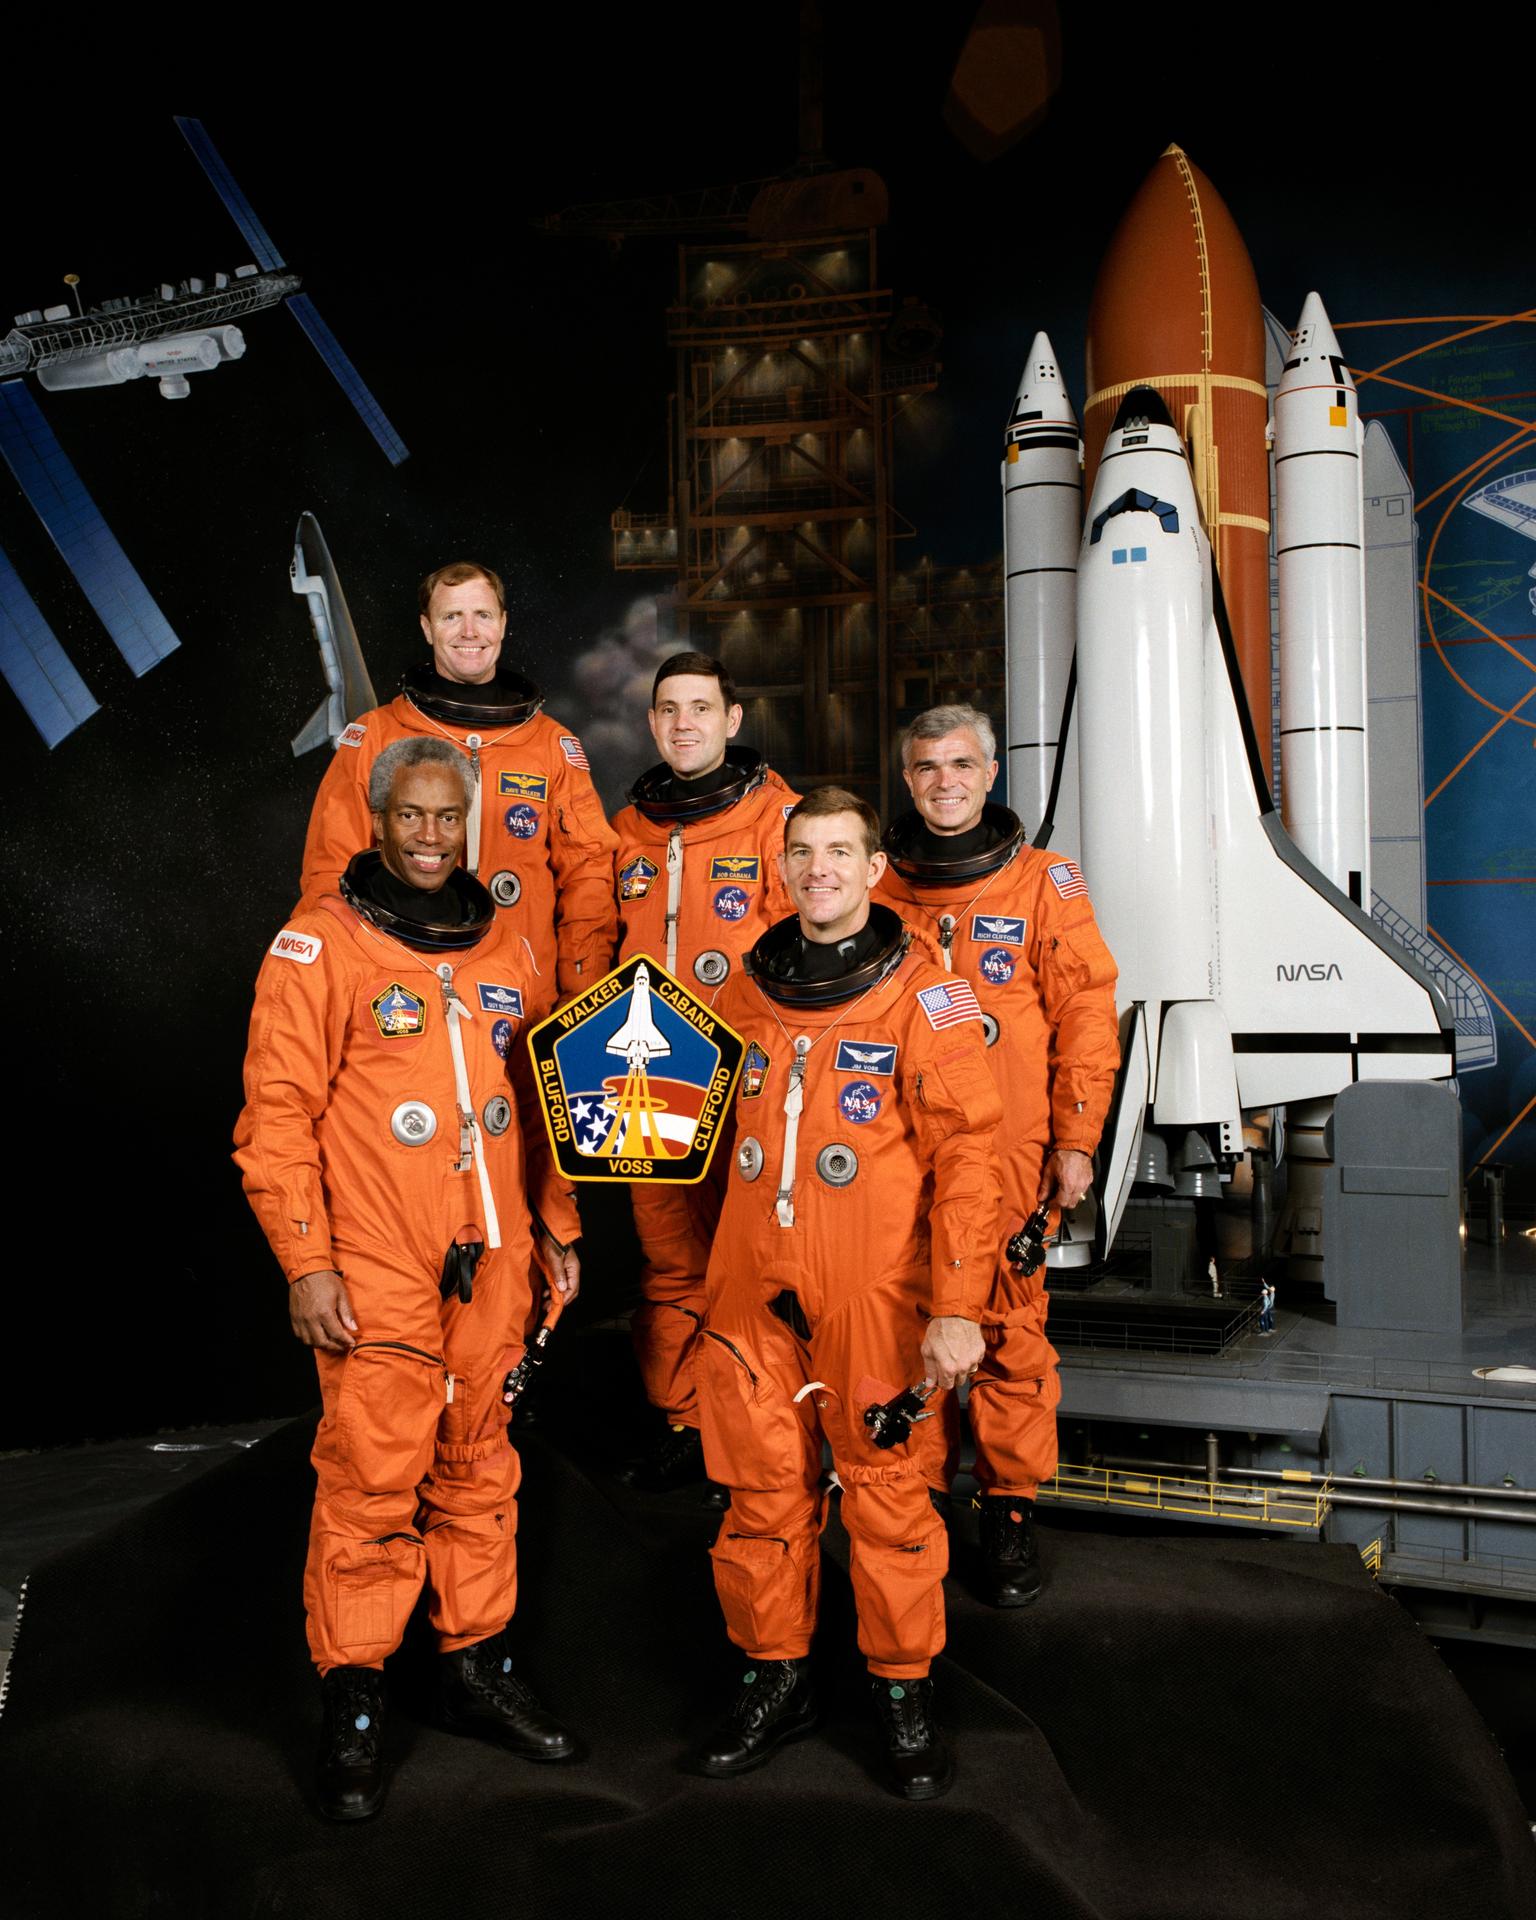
305,1532,427,1672
968,1360,1063,1495
697,1324,817,1492
709,1519,820,1658
839,1468,949,1674
323,1342,446,1498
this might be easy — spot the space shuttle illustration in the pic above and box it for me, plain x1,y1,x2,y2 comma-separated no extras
289,512,379,755
606,963,671,1069
602,963,675,1158
1002,146,1457,1257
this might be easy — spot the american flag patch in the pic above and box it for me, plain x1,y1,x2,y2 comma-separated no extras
916,980,983,1031
559,734,590,770
1048,860,1087,900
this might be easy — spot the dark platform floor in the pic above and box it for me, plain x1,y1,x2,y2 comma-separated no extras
2,1390,1534,1920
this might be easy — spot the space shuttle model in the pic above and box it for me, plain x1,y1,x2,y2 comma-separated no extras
1003,146,1455,1255
289,512,379,755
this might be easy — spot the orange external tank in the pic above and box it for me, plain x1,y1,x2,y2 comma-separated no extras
1083,144,1272,771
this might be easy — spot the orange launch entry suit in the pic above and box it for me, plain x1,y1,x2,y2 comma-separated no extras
611,749,799,1427
701,910,1003,1677
301,668,619,1001
876,808,1119,1497
234,864,580,1675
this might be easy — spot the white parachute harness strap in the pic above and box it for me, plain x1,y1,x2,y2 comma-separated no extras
749,968,895,1232
464,735,483,873
775,1036,811,1227
664,824,685,977
438,965,502,1250
792,1380,828,1403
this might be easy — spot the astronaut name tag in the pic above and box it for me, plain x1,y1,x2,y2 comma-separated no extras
527,952,745,1186
971,914,1025,947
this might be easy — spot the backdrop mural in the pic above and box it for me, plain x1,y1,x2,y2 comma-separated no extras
4,14,1530,1446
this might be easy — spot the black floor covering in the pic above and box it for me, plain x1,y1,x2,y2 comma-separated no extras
2,1411,1532,1920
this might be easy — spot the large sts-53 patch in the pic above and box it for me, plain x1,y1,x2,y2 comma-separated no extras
527,953,744,1185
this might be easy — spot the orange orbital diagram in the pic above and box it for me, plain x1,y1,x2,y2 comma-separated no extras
1084,144,1273,769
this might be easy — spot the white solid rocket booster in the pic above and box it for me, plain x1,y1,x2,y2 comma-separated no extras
1274,292,1371,905
1002,331,1082,855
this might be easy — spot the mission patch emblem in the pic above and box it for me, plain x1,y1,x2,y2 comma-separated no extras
527,952,745,1185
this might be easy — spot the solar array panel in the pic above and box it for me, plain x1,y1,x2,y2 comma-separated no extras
176,117,409,465
0,383,181,677
173,115,286,272
0,544,99,747
287,296,409,467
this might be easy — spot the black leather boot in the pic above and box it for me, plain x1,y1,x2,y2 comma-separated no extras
623,1421,707,1491
317,1665,387,1822
696,1657,819,1776
978,1493,1044,1606
869,1674,954,1801
438,1633,578,1762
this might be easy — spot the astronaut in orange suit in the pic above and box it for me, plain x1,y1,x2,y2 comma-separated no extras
876,704,1119,1607
300,560,618,1003
611,651,799,1490
693,787,1003,1801
236,736,583,1824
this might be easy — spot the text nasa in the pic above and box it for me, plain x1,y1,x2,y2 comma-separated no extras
537,973,731,1176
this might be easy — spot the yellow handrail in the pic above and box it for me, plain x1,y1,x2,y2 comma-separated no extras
1034,1463,1331,1529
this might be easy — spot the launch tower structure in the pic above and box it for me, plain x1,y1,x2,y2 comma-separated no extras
613,214,937,813
888,556,1005,735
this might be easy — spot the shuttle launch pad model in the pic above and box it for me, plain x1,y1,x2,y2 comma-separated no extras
999,146,1536,1643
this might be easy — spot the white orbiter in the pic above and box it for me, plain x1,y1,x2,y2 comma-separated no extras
1072,386,1453,1250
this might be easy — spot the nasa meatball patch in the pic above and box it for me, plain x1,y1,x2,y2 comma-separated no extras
838,1079,883,1125
504,803,540,840
269,928,323,965
371,982,426,1038
492,1018,514,1059
978,947,1017,985
713,885,750,922
834,1040,896,1075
